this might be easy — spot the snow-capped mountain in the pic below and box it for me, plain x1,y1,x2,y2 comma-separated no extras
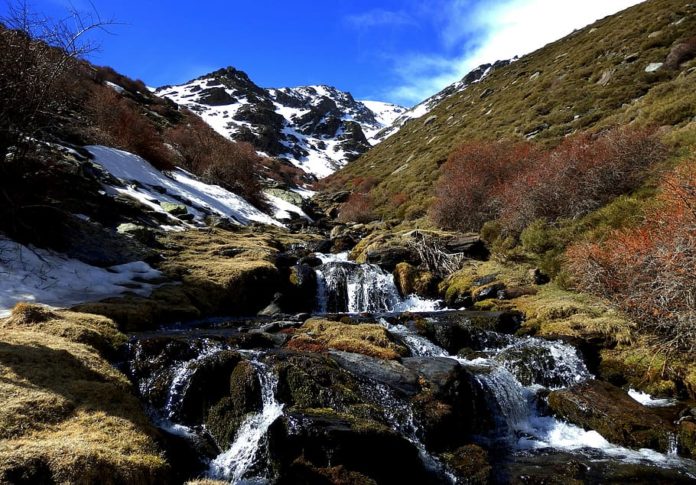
371,59,513,143
156,68,405,179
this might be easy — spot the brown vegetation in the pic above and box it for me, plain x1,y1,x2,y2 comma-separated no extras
567,162,696,352
431,127,666,234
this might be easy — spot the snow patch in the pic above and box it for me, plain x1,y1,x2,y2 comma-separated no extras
86,145,282,228
0,237,163,316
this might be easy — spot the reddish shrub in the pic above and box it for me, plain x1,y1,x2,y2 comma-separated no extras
567,163,696,351
430,140,543,231
338,193,376,224
431,127,666,233
166,114,265,208
87,86,175,171
499,127,666,232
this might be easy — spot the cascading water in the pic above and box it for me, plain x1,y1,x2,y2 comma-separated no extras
315,253,441,313
380,318,696,475
208,359,284,484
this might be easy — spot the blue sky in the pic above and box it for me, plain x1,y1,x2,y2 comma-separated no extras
18,0,642,106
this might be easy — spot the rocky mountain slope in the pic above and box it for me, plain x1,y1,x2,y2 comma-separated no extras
156,68,406,179
371,59,512,144
324,0,696,219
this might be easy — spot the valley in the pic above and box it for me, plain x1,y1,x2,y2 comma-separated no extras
1,0,696,483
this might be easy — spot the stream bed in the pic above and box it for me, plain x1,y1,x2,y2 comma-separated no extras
122,255,696,484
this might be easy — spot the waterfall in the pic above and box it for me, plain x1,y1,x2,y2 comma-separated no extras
315,253,440,313
208,359,284,484
383,317,696,473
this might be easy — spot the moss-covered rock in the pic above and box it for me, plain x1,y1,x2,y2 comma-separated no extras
287,319,407,360
441,445,491,484
393,262,439,298
547,380,675,452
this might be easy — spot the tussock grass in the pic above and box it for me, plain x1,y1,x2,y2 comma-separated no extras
0,304,167,483
289,319,408,360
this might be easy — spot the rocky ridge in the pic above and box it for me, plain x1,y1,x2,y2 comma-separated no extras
156,68,406,179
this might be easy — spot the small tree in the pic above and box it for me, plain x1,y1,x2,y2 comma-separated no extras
0,1,113,160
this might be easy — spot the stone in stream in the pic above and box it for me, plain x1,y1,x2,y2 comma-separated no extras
330,350,420,396
547,380,676,452
267,410,439,485
403,357,496,449
206,360,263,448
416,311,520,354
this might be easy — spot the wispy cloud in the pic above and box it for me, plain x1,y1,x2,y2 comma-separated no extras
345,8,416,29
385,0,645,105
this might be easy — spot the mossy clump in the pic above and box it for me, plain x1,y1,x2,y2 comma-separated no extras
289,319,408,360
0,311,167,483
441,445,491,484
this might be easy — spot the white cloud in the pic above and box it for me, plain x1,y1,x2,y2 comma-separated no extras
388,0,645,105
346,9,416,29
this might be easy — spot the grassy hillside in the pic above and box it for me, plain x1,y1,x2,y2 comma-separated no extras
323,0,696,220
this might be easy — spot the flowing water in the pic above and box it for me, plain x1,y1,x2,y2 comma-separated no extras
125,253,696,483
209,358,284,483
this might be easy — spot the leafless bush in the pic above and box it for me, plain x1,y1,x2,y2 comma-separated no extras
407,231,467,277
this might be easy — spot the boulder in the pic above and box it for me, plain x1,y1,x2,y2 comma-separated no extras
418,312,521,354
330,351,420,396
365,246,420,272
273,352,363,410
205,360,263,448
441,445,491,484
393,263,439,298
160,202,188,216
547,380,675,452
268,410,438,485
177,350,242,424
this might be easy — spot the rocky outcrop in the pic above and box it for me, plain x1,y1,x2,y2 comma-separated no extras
157,70,405,179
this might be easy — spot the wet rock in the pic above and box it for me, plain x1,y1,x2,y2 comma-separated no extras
178,350,241,424
299,255,322,267
284,264,317,312
365,246,420,272
273,352,362,410
495,340,581,388
418,312,520,354
393,263,439,298
441,445,491,484
330,351,420,396
205,360,263,448
405,357,495,448
547,380,675,452
268,410,438,485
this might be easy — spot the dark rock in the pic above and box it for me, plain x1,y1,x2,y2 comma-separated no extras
330,351,420,396
299,255,323,267
273,352,363,410
198,87,235,106
206,360,263,447
443,234,489,260
268,410,438,485
441,445,491,484
393,263,439,298
529,268,551,285
258,293,286,317
404,357,495,448
178,350,242,424
331,234,358,253
547,380,676,452
365,246,420,272
418,312,521,354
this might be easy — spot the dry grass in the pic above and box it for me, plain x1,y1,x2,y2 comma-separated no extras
289,319,408,360
0,305,167,483
76,228,324,329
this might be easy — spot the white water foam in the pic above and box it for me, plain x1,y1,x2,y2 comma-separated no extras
628,388,678,408
209,360,284,483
